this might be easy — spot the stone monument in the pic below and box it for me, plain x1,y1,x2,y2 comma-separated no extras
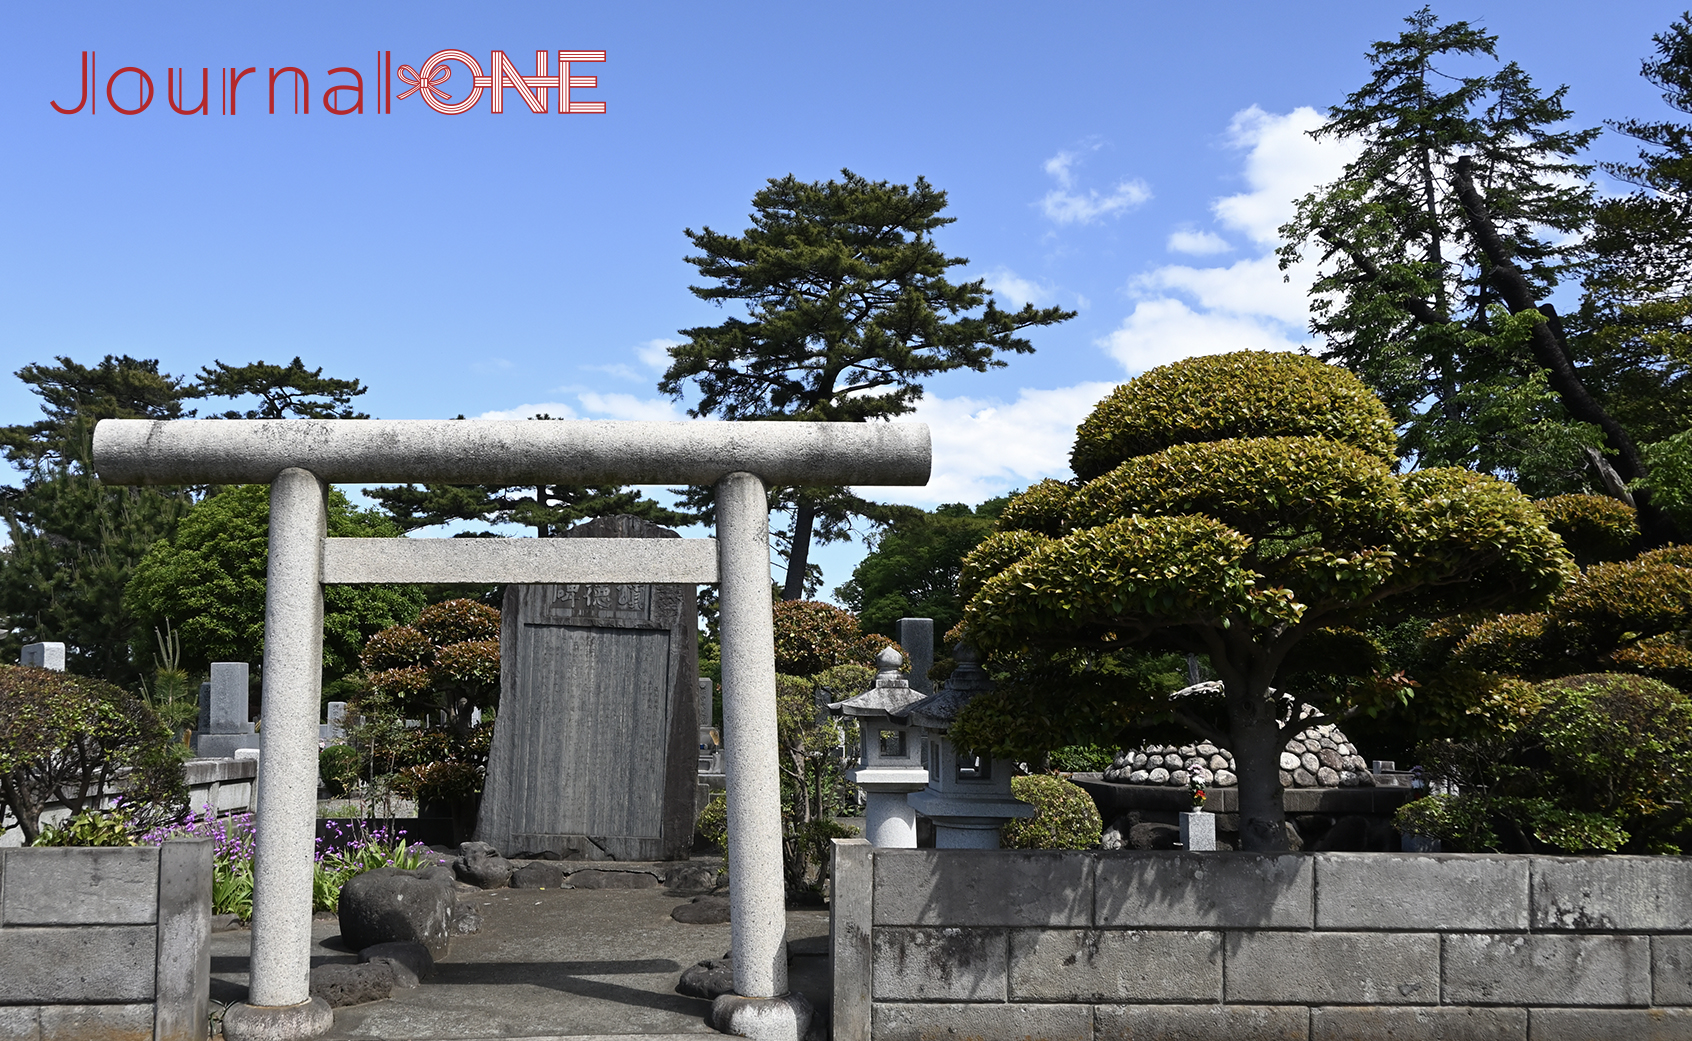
477,515,699,861
194,663,261,758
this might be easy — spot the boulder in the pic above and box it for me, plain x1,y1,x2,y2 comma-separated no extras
677,958,736,1000
358,941,434,988
338,865,459,957
510,861,568,889
664,862,721,894
309,962,396,1008
453,842,514,889
672,895,732,924
568,869,659,890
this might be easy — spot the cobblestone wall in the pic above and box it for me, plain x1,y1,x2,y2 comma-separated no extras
831,842,1692,1041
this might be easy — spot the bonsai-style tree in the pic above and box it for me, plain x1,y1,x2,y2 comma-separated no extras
955,351,1573,850
360,599,501,738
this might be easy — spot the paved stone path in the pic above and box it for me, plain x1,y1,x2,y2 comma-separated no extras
210,886,833,1039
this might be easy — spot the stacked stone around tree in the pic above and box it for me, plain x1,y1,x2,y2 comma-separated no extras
1279,722,1372,788
1104,723,1374,789
1104,742,1237,787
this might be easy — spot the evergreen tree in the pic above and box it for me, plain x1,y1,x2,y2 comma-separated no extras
368,418,693,537
0,357,198,681
193,357,370,419
1278,9,1624,509
1581,13,1692,523
833,499,1006,650
659,170,1074,598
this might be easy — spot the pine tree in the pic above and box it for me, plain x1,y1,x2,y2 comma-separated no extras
660,169,1074,599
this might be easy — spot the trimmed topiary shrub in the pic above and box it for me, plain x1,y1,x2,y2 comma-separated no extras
771,600,897,676
1001,775,1102,850
1068,350,1397,480
1534,494,1638,566
0,665,186,844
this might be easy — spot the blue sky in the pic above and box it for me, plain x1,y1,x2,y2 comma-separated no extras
0,1,1681,598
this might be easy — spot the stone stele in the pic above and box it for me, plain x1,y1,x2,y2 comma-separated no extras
477,515,700,861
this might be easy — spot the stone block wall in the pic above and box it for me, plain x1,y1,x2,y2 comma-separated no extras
1,759,254,847
0,840,212,1041
830,841,1692,1041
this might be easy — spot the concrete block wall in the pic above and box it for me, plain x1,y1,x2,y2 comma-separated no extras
831,841,1692,1041
1,759,255,848
0,840,212,1041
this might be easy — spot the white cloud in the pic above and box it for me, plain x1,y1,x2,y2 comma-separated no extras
1043,147,1089,189
1137,253,1310,326
1211,105,1359,244
1038,142,1150,225
474,401,581,421
1042,179,1152,225
574,391,686,421
855,383,1119,506
1104,106,1358,376
637,338,679,370
1167,229,1232,255
476,391,684,423
1100,299,1307,374
981,267,1054,309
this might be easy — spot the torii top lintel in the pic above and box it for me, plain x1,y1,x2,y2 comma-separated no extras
90,419,932,487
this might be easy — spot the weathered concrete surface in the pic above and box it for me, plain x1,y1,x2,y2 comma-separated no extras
1094,1004,1308,1041
872,849,1093,927
1315,853,1529,932
1009,927,1223,1002
247,467,328,1011
91,418,932,487
1095,851,1312,929
210,885,833,1040
716,472,788,1002
321,537,720,586
0,925,157,1003
0,846,159,925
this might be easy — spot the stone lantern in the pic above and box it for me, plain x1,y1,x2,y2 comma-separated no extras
828,646,929,847
906,643,1033,848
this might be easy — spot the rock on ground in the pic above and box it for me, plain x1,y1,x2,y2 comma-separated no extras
358,941,434,987
453,842,515,889
338,865,460,957
672,895,732,924
510,861,567,889
569,869,659,890
310,962,396,1008
676,958,736,1000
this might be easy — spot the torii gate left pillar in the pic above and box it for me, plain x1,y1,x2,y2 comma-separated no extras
93,418,931,1041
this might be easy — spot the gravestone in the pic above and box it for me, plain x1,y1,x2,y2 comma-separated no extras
320,702,348,744
896,618,934,696
20,642,66,671
476,515,699,861
194,663,262,758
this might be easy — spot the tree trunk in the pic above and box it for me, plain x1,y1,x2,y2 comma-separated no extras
1226,679,1289,852
1449,157,1681,544
2,773,41,845
781,495,816,600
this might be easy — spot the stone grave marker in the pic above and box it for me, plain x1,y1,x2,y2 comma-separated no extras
194,662,262,758
477,515,699,861
20,642,66,671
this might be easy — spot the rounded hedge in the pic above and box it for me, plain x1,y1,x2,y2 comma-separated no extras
1068,352,1397,480
772,600,894,676
997,479,1075,537
416,599,500,646
1534,494,1637,566
1067,436,1400,539
1001,775,1103,850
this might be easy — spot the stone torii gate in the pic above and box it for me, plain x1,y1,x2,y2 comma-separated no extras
93,418,930,1041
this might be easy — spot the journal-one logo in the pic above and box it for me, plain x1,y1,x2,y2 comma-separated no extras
51,49,606,115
